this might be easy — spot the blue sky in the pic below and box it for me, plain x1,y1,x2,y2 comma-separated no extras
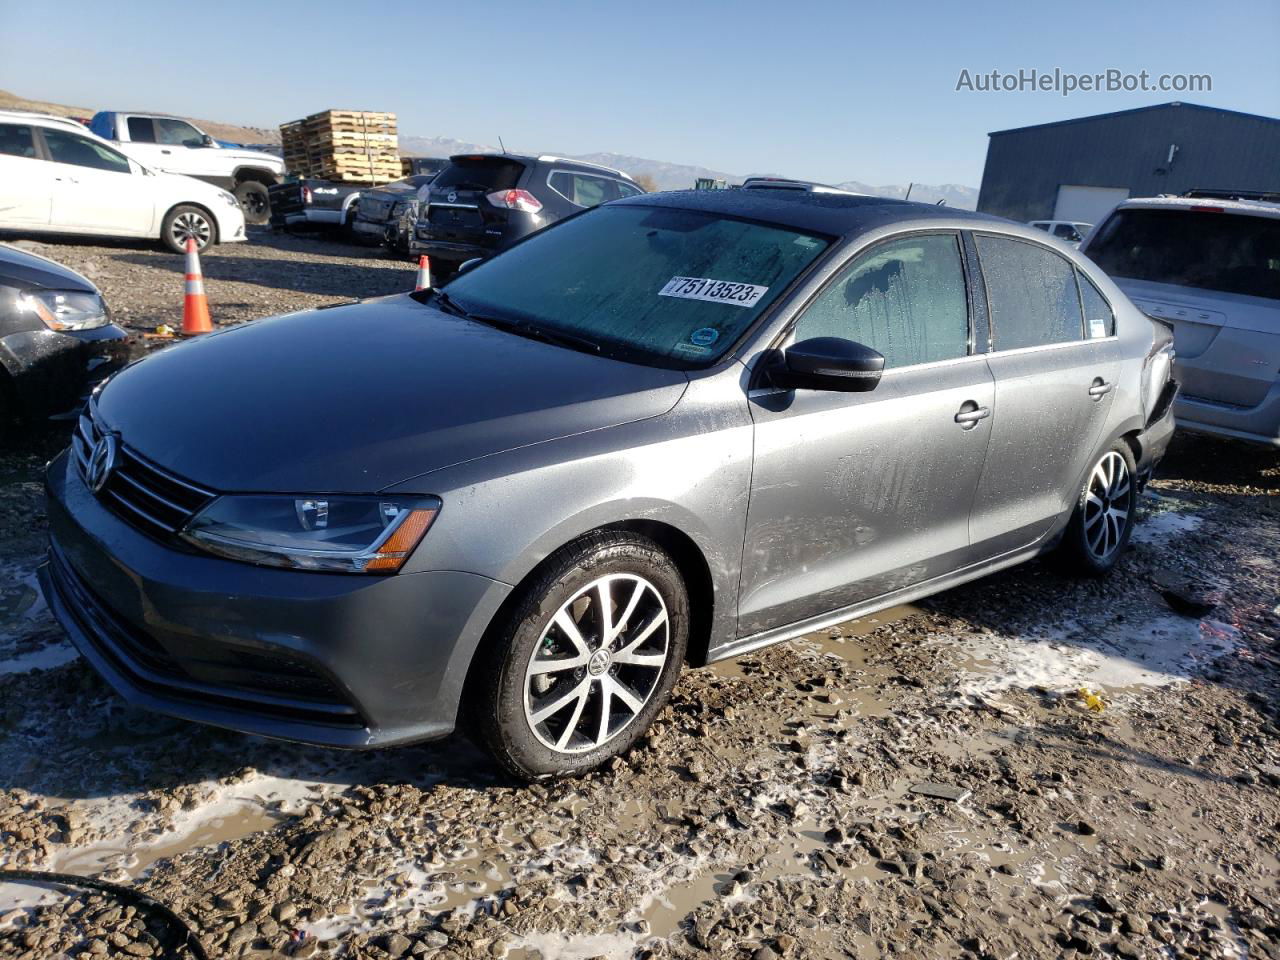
2,0,1276,186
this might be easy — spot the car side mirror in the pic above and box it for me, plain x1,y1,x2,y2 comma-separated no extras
457,258,483,276
772,337,884,392
201,134,215,147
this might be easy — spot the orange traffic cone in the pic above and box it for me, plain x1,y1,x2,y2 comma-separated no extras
182,237,213,335
414,255,432,291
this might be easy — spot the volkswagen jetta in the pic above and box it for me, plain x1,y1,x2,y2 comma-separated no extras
40,190,1176,779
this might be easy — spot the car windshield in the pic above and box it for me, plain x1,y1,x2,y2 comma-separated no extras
438,205,832,367
1088,208,1280,301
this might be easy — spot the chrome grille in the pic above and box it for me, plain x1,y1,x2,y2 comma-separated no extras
72,406,216,541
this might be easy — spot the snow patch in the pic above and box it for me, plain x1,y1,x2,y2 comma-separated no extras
935,615,1240,698
511,930,647,960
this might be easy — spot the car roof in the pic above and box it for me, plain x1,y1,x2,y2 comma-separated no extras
446,152,636,181
0,110,87,131
1113,195,1280,220
613,189,1006,240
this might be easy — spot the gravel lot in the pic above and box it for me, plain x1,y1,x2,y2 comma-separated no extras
1,232,1278,960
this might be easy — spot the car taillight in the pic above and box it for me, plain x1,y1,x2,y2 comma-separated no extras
302,187,313,204
486,189,542,213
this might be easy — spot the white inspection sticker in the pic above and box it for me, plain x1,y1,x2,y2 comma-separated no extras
659,276,769,308
1089,317,1108,338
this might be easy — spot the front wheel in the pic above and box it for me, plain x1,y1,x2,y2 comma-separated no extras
1060,442,1138,576
473,532,689,780
233,181,270,225
160,205,216,254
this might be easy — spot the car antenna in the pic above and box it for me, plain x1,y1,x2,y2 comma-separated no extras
498,135,507,152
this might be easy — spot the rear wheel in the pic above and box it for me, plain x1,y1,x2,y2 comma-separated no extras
233,181,270,225
160,205,215,254
473,532,689,780
1061,442,1138,576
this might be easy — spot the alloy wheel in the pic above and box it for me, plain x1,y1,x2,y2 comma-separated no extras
170,212,211,250
523,573,670,754
1083,451,1131,560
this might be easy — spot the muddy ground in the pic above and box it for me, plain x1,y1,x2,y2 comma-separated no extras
1,231,1278,960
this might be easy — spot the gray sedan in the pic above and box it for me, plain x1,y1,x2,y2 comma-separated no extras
40,190,1176,779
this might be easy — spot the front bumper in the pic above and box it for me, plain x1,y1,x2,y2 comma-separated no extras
40,450,511,748
0,323,129,419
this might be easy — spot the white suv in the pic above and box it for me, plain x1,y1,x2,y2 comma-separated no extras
0,112,246,254
1082,195,1280,446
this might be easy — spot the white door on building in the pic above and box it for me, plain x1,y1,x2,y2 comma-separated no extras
1054,185,1130,226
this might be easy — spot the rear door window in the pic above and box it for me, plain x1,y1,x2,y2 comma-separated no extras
795,233,970,368
549,172,621,208
432,158,525,193
1086,208,1280,301
126,117,156,143
1077,271,1114,338
0,124,37,158
976,235,1083,350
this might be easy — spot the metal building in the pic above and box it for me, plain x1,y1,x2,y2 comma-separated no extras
976,102,1280,225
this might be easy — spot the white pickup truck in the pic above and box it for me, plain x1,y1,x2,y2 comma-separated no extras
87,112,285,224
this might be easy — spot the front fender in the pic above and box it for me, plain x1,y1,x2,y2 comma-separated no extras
384,374,754,654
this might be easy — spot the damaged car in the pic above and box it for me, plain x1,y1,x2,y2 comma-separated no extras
40,190,1175,779
0,243,128,431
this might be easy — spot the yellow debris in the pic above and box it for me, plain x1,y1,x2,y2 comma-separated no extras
1078,687,1106,713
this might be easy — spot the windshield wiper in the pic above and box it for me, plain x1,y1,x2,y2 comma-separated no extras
431,290,602,356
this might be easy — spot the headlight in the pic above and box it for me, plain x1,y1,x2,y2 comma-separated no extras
219,190,239,207
181,495,441,573
22,290,110,331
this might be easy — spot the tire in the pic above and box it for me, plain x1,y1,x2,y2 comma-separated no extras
233,181,270,225
472,531,689,780
160,205,216,254
1060,441,1138,576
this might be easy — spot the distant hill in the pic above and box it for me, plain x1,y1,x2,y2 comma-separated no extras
4,89,976,207
0,89,277,147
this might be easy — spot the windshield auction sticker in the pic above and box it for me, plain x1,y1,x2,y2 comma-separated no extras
659,277,768,308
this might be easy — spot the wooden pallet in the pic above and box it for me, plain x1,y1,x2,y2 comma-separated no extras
279,108,402,184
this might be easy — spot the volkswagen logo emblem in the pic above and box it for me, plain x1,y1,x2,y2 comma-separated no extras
447,190,458,203
86,434,119,494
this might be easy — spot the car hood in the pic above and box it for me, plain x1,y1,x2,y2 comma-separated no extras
95,295,688,493
215,146,284,170
0,243,98,292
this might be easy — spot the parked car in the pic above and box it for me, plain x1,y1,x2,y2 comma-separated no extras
351,175,438,253
0,242,128,429
0,111,248,254
1030,220,1092,247
88,112,285,224
267,179,364,234
413,154,644,277
1082,195,1279,446
40,190,1175,779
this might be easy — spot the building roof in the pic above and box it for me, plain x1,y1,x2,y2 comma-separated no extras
616,188,1005,238
989,101,1280,137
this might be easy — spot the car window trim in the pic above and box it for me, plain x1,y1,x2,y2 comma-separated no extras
971,229,1108,354
760,227,977,375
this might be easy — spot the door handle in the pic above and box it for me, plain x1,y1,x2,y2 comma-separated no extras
160,149,172,155
954,402,991,428
1088,378,1114,400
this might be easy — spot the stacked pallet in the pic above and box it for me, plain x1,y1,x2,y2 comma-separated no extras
279,110,402,184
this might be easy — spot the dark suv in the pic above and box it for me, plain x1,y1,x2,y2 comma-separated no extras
413,153,644,276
